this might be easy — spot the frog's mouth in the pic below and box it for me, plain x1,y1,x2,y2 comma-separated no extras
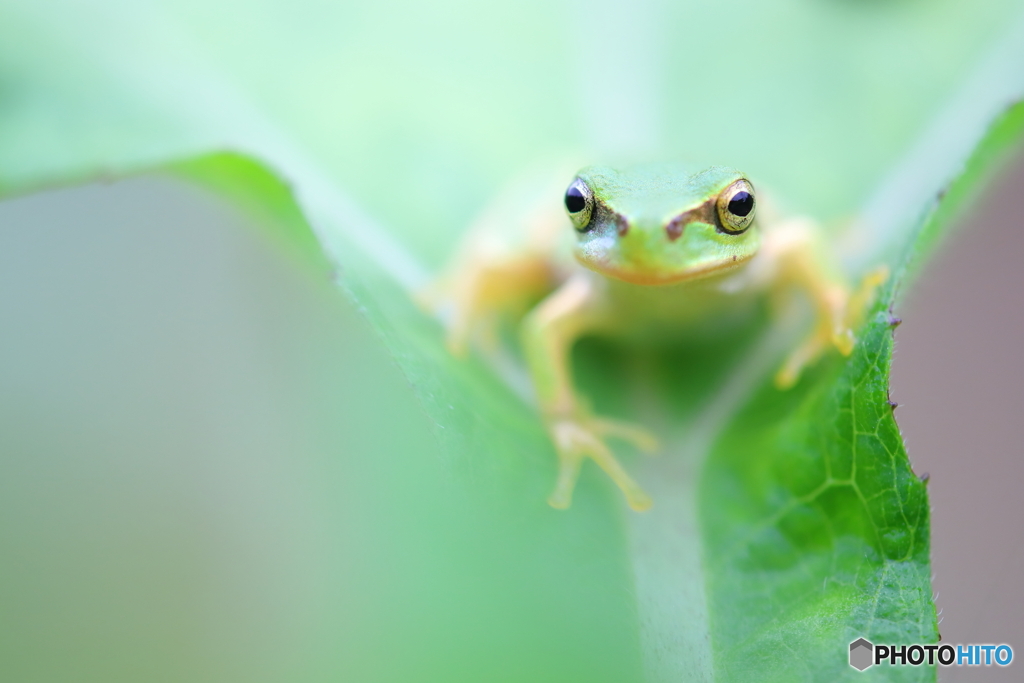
577,251,754,286
574,214,760,286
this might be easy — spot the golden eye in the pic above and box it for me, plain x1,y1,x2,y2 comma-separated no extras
564,178,594,231
716,179,756,234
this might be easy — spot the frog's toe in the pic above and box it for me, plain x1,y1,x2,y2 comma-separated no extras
414,279,447,314
831,327,855,356
846,265,890,329
441,311,471,357
417,280,472,355
775,330,829,390
444,334,469,357
547,450,582,510
774,364,799,390
618,480,653,512
592,417,660,454
548,418,652,511
861,265,890,291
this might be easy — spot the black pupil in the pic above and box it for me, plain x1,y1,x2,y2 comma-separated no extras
565,184,586,213
728,191,754,217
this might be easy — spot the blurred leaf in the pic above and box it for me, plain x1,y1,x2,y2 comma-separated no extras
1,1,1024,681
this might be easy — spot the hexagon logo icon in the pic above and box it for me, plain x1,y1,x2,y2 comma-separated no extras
850,638,874,671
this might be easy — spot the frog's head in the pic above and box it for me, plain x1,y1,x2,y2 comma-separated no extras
565,164,760,285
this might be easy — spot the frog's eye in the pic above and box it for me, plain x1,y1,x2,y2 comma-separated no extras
716,179,756,234
564,178,594,231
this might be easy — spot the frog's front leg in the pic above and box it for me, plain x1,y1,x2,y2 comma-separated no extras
522,273,658,511
769,221,888,388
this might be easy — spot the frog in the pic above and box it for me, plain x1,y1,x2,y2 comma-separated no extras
421,163,886,512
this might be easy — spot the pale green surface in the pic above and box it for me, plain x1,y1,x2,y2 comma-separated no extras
0,175,645,683
1,1,1024,681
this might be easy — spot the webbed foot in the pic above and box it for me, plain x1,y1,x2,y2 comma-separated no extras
546,414,659,511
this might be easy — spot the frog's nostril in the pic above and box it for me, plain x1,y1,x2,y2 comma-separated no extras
615,214,629,236
666,216,684,241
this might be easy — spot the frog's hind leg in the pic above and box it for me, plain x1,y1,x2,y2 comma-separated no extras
421,252,556,357
421,166,573,356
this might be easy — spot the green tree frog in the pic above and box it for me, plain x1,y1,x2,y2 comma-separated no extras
423,164,885,512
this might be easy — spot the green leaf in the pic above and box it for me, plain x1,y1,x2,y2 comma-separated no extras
701,101,1024,681
2,1,1024,681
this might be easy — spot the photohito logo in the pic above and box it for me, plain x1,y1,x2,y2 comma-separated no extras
849,638,1013,671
